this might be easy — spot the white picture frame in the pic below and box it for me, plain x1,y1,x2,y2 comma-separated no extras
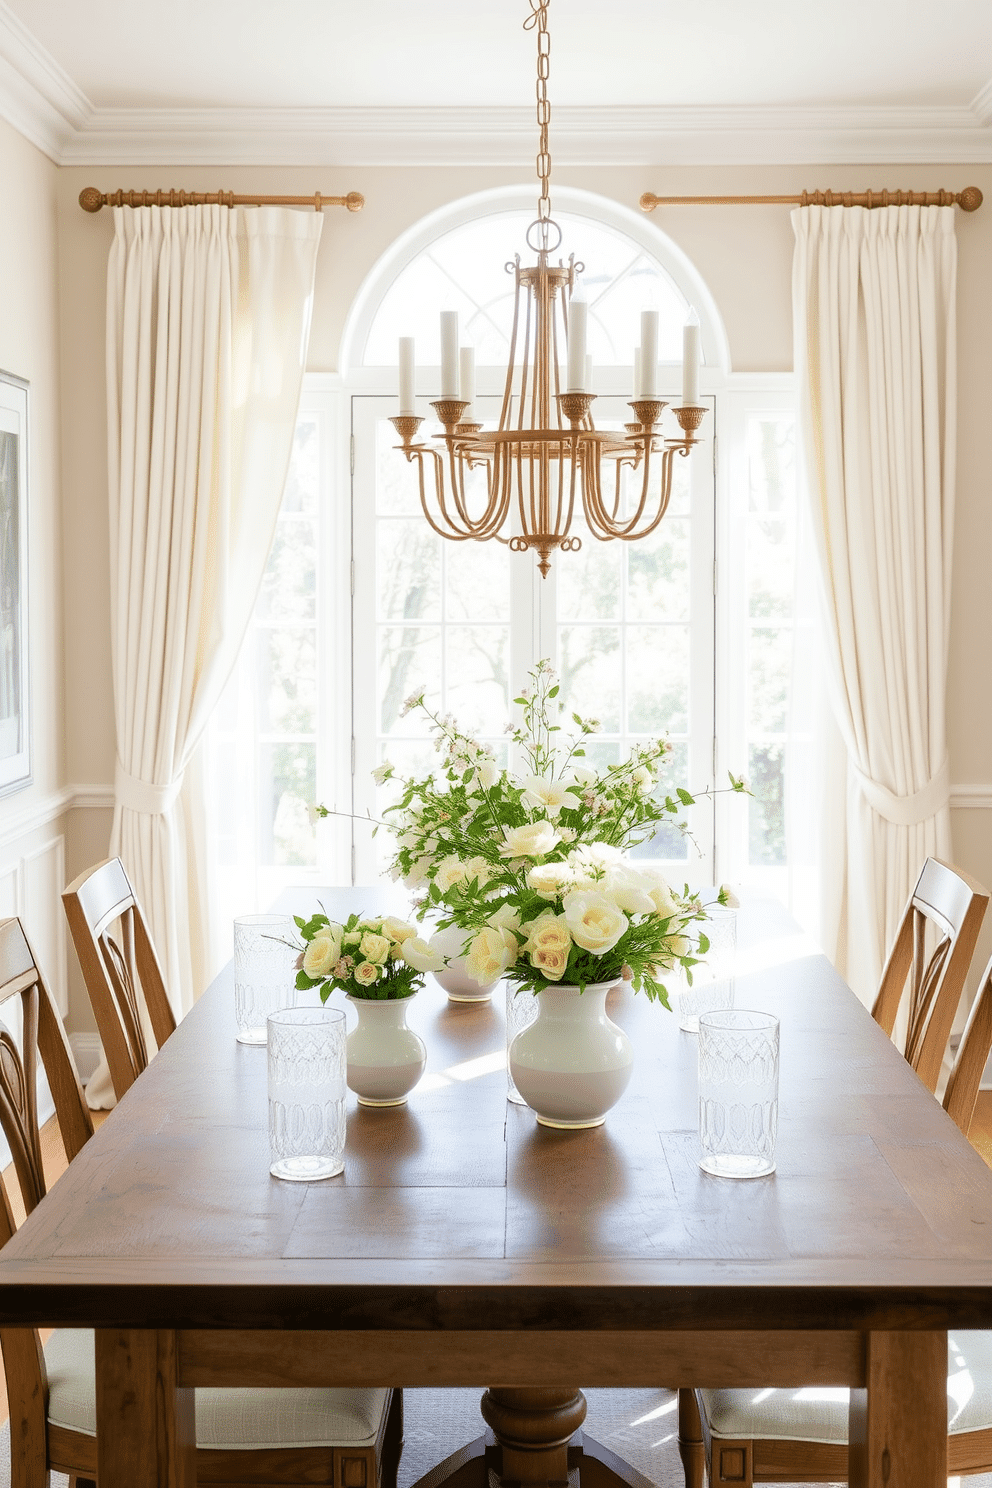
0,372,30,795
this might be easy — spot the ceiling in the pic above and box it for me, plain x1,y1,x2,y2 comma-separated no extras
1,0,990,166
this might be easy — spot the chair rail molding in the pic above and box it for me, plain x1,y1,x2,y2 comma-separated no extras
951,786,992,811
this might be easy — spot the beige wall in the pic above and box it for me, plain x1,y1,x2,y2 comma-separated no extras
0,117,77,1022
52,159,992,1016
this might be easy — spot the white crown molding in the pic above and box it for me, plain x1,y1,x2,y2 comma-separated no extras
70,783,115,811
0,6,989,169
0,0,89,160
55,102,992,168
972,78,992,126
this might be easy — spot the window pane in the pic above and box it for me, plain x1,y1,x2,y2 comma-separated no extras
748,742,785,867
255,628,316,735
445,539,511,622
444,627,511,734
748,626,790,734
627,625,689,735
557,627,622,733
379,627,442,735
557,523,622,623
627,520,690,623
259,743,317,867
257,519,316,623
377,521,442,621
748,517,794,620
283,418,319,516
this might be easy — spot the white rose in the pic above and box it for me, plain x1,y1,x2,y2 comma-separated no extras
302,933,339,979
520,775,582,818
381,916,416,944
359,931,391,964
562,890,629,956
400,935,446,974
604,866,656,916
474,759,499,790
522,910,572,955
464,855,493,887
353,960,381,987
434,855,467,893
527,862,574,900
631,764,653,794
487,902,522,932
403,856,431,888
639,867,680,919
499,821,560,858
466,926,518,984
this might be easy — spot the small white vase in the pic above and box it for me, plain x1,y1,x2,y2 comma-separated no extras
346,994,427,1107
508,981,633,1130
430,924,500,1004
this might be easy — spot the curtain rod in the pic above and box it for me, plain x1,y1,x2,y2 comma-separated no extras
640,186,983,213
79,187,364,213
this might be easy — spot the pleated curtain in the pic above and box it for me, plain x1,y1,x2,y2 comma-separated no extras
791,203,957,1009
91,203,323,1106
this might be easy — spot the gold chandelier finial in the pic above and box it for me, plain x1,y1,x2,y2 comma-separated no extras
389,0,708,576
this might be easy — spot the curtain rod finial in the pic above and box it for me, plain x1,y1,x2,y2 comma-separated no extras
960,186,983,213
79,187,103,213
346,192,365,213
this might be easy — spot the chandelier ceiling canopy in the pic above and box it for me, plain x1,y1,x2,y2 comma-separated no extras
390,0,708,577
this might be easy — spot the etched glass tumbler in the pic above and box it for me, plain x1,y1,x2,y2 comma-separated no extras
679,905,737,1032
234,914,297,1045
698,1009,779,1178
506,983,539,1104
267,1007,347,1181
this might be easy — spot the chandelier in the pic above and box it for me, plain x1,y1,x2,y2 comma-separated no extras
389,0,708,578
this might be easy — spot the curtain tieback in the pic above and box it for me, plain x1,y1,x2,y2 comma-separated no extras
854,757,950,828
115,761,183,816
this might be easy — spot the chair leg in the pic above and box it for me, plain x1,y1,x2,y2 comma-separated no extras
677,1389,705,1488
381,1387,404,1488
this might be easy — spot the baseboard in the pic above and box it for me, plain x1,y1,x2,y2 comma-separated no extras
69,1032,103,1082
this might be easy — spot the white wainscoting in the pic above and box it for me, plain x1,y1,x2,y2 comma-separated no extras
0,820,69,1016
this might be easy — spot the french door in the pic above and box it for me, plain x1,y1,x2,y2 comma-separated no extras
350,393,717,887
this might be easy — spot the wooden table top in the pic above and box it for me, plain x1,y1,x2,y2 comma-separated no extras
2,893,992,1335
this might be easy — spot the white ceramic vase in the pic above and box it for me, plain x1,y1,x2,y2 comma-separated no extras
346,994,427,1107
508,981,633,1129
430,923,500,1004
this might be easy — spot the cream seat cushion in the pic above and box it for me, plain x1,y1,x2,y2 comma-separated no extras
44,1329,390,1450
702,1331,992,1444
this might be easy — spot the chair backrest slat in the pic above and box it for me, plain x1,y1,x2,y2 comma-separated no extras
943,952,992,1136
871,857,989,1095
62,858,176,1101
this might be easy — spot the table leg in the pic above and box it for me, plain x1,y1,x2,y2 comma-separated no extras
848,1330,947,1488
95,1328,195,1488
482,1388,587,1487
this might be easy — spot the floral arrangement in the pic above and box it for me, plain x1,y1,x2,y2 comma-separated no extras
292,911,445,1001
315,661,745,1008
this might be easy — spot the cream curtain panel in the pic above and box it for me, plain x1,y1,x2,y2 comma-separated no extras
91,203,323,1107
791,203,957,1009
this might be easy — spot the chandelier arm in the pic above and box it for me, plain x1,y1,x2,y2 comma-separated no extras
501,257,522,430
584,446,679,542
415,446,512,541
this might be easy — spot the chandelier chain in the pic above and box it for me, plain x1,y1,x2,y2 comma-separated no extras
525,0,553,226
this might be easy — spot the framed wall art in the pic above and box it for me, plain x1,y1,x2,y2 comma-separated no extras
0,373,30,795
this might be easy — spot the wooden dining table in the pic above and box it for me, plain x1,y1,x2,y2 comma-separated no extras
1,890,991,1488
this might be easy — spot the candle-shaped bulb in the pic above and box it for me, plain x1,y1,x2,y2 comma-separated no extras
682,308,700,407
567,284,588,392
460,346,476,421
633,347,642,401
585,353,593,395
640,310,659,398
398,337,416,416
440,310,459,399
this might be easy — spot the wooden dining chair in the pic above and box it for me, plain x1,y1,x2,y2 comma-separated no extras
61,855,177,1100
870,856,989,1095
0,914,403,1488
677,947,992,1488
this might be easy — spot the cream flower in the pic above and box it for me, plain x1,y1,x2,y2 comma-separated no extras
381,916,416,944
527,862,574,900
637,867,681,919
302,933,339,979
403,856,431,888
668,934,692,958
499,820,560,858
522,910,573,982
603,866,656,916
487,902,522,932
474,759,499,790
359,931,390,965
466,925,518,985
531,945,569,981
434,855,467,893
400,935,446,974
717,883,741,909
567,765,597,787
562,890,629,956
631,764,654,794
463,855,493,887
520,775,581,818
353,960,381,986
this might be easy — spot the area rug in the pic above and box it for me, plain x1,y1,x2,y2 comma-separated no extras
3,1390,980,1488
